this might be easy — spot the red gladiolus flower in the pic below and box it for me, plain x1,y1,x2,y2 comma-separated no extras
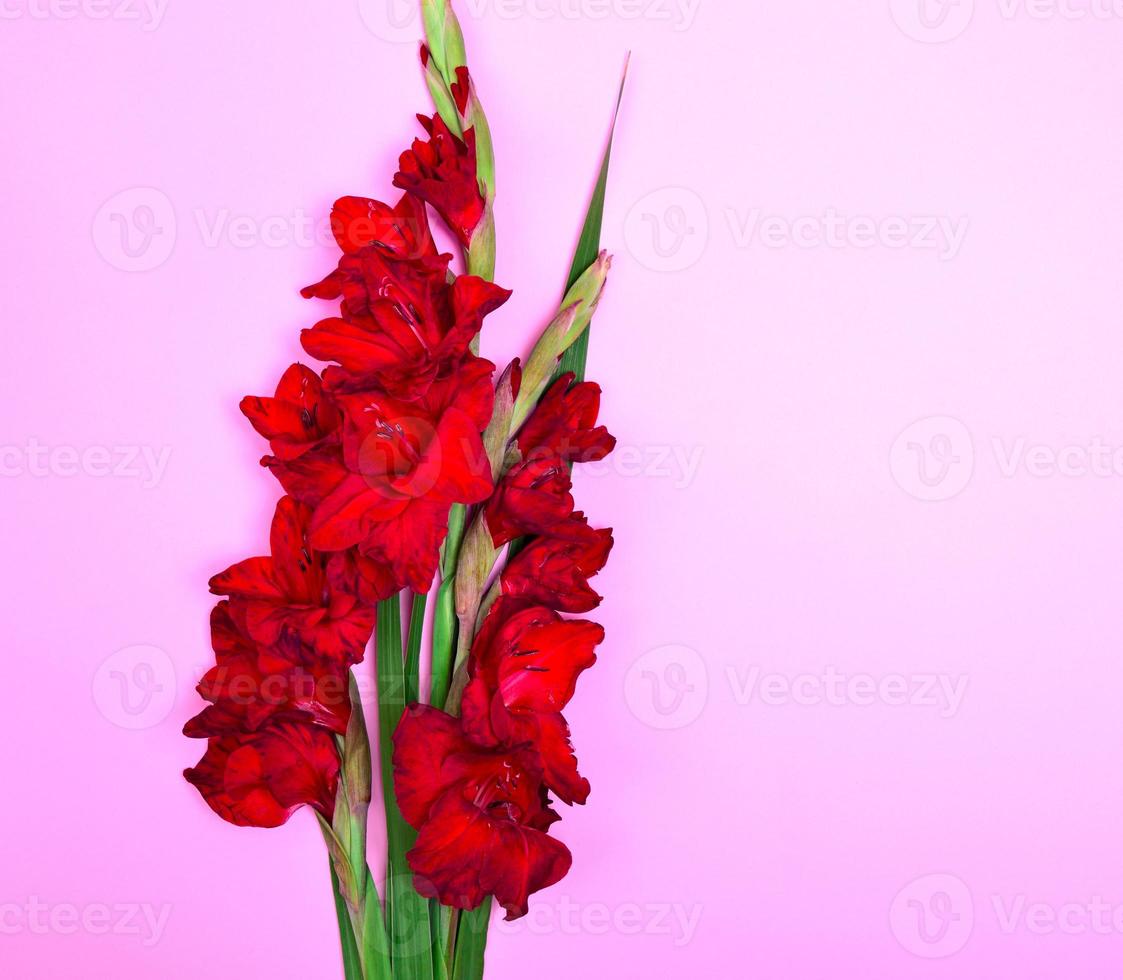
209,496,381,662
393,115,486,248
308,356,496,592
183,603,352,739
240,364,354,514
184,722,340,828
500,513,613,613
393,705,572,920
300,193,510,400
460,598,605,806
484,453,573,546
241,363,342,463
484,374,615,546
516,373,616,464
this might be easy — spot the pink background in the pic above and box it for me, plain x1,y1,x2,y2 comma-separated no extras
4,1,1123,976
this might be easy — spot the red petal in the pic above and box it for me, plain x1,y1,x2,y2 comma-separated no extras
407,790,571,920
392,704,474,828
183,723,340,828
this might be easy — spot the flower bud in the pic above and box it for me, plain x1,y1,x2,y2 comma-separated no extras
420,46,463,139
422,0,467,86
481,359,522,481
510,251,611,432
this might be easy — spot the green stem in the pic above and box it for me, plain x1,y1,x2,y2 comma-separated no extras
430,501,468,707
429,576,458,708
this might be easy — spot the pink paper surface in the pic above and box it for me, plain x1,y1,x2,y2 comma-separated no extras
4,2,1123,977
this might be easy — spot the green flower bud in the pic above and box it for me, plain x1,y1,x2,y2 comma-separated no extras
510,251,611,432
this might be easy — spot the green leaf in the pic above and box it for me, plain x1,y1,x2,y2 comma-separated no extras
376,595,436,980
507,62,629,575
404,592,427,706
451,900,492,980
431,900,451,980
328,861,364,980
361,869,393,980
554,55,628,384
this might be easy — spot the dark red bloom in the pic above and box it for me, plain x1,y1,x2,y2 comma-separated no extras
300,193,509,400
308,356,496,592
516,373,615,464
209,496,381,662
327,191,435,258
484,374,615,546
184,722,340,828
183,603,352,739
484,453,573,547
393,705,571,919
393,115,486,248
241,363,342,463
460,598,604,806
500,513,613,613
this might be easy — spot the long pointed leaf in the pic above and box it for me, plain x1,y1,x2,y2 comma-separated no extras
451,900,492,980
507,62,628,573
554,55,628,384
377,595,435,980
328,861,364,980
405,591,427,705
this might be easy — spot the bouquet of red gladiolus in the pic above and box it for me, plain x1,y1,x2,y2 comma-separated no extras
182,3,624,978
